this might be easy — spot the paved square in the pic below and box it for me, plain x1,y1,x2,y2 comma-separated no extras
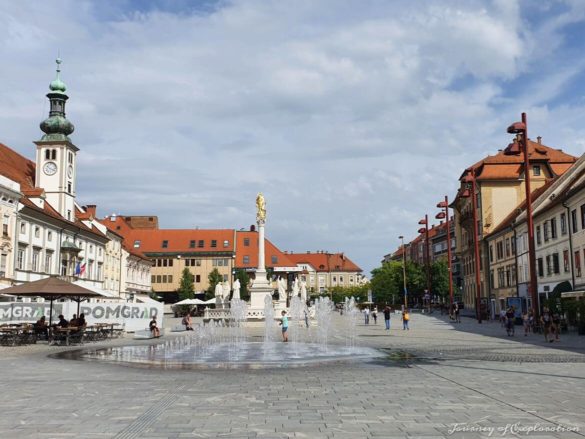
1,313,584,439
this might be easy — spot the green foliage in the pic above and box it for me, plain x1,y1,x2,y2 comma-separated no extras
234,269,250,300
330,285,369,304
431,260,449,297
206,268,223,299
177,268,195,301
370,261,426,304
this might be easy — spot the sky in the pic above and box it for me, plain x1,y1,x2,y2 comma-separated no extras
1,0,585,276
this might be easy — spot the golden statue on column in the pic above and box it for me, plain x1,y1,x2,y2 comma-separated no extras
256,192,266,222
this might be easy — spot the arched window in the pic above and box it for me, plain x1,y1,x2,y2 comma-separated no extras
44,149,50,160
51,149,57,160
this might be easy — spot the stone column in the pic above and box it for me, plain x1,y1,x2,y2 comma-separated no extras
258,219,265,271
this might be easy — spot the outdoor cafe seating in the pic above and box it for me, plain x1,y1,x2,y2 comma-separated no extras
0,322,124,346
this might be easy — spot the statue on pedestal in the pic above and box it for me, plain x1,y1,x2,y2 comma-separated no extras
214,282,224,307
292,277,299,298
277,276,287,302
300,279,307,303
222,281,231,303
256,192,266,223
232,278,241,300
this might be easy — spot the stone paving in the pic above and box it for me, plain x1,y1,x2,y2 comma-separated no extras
1,312,585,439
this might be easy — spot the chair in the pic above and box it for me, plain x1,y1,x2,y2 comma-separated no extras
68,329,85,345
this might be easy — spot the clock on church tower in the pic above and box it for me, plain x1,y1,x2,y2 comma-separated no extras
34,58,79,222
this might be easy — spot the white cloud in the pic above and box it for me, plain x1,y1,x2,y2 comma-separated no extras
1,0,585,274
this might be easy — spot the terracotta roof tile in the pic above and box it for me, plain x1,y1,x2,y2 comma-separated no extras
287,252,362,272
235,231,296,268
0,143,36,189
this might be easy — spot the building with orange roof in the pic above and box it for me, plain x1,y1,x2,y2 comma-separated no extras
286,251,364,294
102,216,302,302
0,60,129,296
0,175,22,288
452,136,577,316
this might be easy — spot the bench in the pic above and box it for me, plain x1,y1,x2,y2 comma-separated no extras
133,328,164,339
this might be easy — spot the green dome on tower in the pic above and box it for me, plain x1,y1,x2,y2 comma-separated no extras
49,58,67,93
39,57,74,142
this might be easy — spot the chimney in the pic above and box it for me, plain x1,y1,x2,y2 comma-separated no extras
250,225,256,232
85,205,97,218
537,136,542,144
110,213,117,222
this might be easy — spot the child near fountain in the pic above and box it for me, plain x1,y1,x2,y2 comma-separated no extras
280,310,289,342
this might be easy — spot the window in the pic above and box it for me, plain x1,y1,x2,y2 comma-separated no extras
51,149,56,160
489,245,493,262
551,218,557,239
32,249,40,272
20,223,26,234
97,263,102,280
545,255,551,276
134,240,141,248
168,275,173,283
67,210,71,221
536,226,541,245
561,213,567,235
271,255,278,264
564,250,570,272
151,275,156,284
575,251,581,277
533,165,541,176
511,238,516,255
505,238,510,257
490,270,495,288
198,240,204,248
223,240,229,248
45,149,50,160
17,248,25,270
189,240,195,248
161,240,168,248
339,276,344,283
2,216,9,236
537,258,544,278
68,152,73,164
505,266,511,287
195,275,201,283
244,238,250,247
243,255,250,264
496,241,504,260
552,253,560,274
67,182,72,194
211,240,217,248
572,209,578,233
498,267,505,287
47,231,52,241
163,259,168,267
156,275,162,283
543,221,549,242
332,276,337,283
44,252,52,273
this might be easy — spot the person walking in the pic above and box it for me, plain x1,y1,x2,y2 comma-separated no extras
364,307,370,325
402,309,410,330
454,303,461,323
372,308,378,325
500,308,506,327
541,307,553,343
552,311,561,342
522,311,530,336
383,306,391,331
505,306,515,336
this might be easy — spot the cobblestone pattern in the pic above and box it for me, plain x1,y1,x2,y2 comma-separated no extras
1,313,584,438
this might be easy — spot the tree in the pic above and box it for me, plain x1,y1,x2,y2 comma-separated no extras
330,284,369,304
206,268,223,299
177,268,195,301
370,261,426,305
234,269,250,300
431,260,449,299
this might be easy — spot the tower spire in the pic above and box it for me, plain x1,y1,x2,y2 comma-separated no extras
40,57,74,141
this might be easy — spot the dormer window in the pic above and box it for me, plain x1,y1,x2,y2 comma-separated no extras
162,240,168,248
134,240,141,248
533,165,541,176
189,240,195,248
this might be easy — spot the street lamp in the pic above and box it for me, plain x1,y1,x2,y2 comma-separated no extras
436,196,454,313
399,235,407,309
506,112,538,319
418,215,431,313
461,171,483,323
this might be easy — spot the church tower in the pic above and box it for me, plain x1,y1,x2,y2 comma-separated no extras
34,58,78,221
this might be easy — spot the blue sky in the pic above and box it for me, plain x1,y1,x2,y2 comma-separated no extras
1,0,585,275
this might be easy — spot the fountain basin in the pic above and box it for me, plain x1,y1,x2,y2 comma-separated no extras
56,342,383,370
